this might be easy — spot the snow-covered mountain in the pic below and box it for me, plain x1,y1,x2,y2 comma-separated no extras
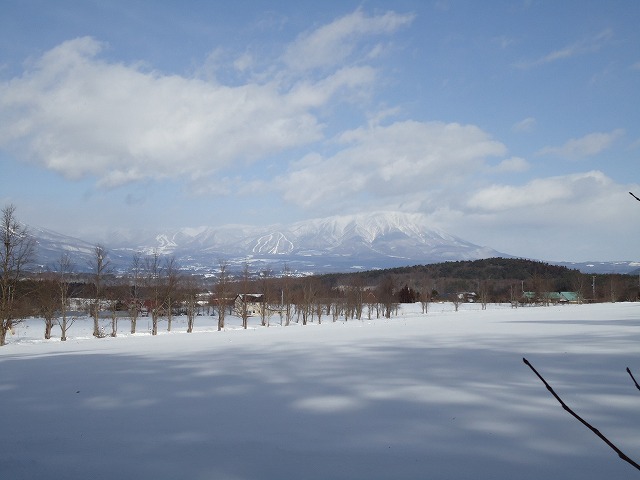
78,212,506,273
30,226,130,271
26,211,640,275
29,212,504,273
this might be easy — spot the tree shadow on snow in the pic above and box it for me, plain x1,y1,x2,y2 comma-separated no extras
2,330,640,480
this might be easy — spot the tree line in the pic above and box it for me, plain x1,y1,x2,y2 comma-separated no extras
2,204,639,346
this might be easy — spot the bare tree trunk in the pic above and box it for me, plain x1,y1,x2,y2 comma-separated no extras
56,253,74,341
44,316,54,340
1,204,36,346
129,252,143,334
241,263,251,329
152,310,159,336
89,245,110,337
110,311,118,337
183,275,198,333
186,306,195,333
0,324,7,347
216,260,228,331
167,296,173,332
130,312,138,334
144,250,165,336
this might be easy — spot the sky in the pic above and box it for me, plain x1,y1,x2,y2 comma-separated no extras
1,0,639,262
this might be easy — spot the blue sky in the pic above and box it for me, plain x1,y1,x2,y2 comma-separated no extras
1,0,639,262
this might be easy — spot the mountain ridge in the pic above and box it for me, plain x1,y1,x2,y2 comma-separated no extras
28,211,638,275
31,211,503,273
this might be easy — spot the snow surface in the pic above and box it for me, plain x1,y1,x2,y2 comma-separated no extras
3,302,640,479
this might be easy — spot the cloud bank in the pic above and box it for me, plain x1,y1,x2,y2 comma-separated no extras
537,129,624,159
0,37,366,186
1,7,637,262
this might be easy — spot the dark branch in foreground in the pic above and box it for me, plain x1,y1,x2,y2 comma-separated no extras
523,357,640,471
627,367,640,392
630,192,640,202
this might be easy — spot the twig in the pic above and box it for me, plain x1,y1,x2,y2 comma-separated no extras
627,367,640,392
630,192,640,202
523,357,640,471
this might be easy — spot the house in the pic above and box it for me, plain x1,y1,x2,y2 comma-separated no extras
234,294,265,317
522,291,581,305
558,291,581,303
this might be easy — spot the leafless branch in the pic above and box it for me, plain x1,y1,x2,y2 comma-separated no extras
629,192,640,202
626,367,640,392
523,357,640,471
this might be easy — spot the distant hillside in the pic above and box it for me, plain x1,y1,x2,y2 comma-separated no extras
321,258,578,283
313,257,640,302
386,257,578,280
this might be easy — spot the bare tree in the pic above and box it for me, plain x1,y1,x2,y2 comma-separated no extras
106,285,119,337
215,260,229,331
106,283,128,337
239,263,251,329
609,275,622,303
509,283,520,308
451,293,462,312
128,252,143,334
0,204,36,346
88,245,110,337
55,253,75,341
531,272,550,306
314,294,324,324
35,275,58,340
281,264,293,326
164,256,180,332
478,279,490,310
300,277,317,325
345,276,364,320
365,291,376,319
259,269,272,327
419,288,430,314
377,275,395,319
332,297,344,322
571,273,587,305
144,250,163,336
183,275,200,333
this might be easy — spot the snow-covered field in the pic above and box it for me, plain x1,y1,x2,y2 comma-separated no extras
3,302,640,479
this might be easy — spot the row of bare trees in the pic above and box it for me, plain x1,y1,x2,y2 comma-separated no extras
4,202,640,346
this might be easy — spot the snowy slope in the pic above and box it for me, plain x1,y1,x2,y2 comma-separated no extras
3,302,640,480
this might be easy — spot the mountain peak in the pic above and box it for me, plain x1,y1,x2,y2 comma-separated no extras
30,211,506,273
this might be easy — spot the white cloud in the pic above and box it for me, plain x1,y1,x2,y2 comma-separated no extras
0,9,417,189
467,171,611,212
629,138,640,150
490,156,530,173
511,117,536,133
0,36,378,187
277,120,507,210
283,8,415,71
493,35,516,50
455,171,640,261
515,29,613,69
537,129,624,159
233,52,254,72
